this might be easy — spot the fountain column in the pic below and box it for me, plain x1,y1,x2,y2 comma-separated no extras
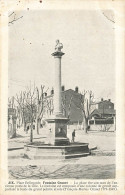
52,47,64,116
45,40,69,146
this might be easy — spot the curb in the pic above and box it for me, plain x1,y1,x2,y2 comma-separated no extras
8,147,24,151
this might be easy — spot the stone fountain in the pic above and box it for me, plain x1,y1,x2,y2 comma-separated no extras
24,40,90,159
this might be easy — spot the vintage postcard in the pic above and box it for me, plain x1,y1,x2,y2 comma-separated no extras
0,0,125,194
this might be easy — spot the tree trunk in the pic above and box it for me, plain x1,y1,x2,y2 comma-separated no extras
24,121,26,132
83,117,88,134
18,117,21,128
30,121,33,143
36,118,40,134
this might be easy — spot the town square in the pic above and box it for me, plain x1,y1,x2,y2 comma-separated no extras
8,10,116,179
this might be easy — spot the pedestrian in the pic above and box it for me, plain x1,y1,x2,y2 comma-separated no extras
72,129,75,143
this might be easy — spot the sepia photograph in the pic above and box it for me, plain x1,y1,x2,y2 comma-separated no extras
7,9,117,180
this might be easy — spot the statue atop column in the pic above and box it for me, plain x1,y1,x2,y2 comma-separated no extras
55,40,63,52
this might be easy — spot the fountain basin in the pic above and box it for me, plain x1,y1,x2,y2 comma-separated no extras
24,142,90,159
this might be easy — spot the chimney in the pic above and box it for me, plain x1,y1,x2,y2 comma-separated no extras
51,88,54,95
75,86,78,93
101,98,103,101
108,99,111,102
61,85,65,91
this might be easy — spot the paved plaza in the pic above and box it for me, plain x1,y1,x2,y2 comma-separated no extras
8,129,116,179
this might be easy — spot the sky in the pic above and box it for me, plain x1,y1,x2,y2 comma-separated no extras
9,10,115,102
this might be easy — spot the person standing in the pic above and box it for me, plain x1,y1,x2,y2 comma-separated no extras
72,129,75,143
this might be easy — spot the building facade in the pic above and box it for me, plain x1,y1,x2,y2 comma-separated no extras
44,87,83,124
88,99,116,131
89,99,116,119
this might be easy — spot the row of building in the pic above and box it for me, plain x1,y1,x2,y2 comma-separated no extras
44,87,115,122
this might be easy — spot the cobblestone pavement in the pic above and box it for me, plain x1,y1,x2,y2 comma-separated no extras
8,164,115,179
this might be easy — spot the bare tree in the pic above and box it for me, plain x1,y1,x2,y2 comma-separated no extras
8,95,24,130
103,124,112,131
36,85,49,134
14,87,37,142
16,106,21,128
14,91,27,130
74,90,94,133
45,96,54,116
8,96,15,108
